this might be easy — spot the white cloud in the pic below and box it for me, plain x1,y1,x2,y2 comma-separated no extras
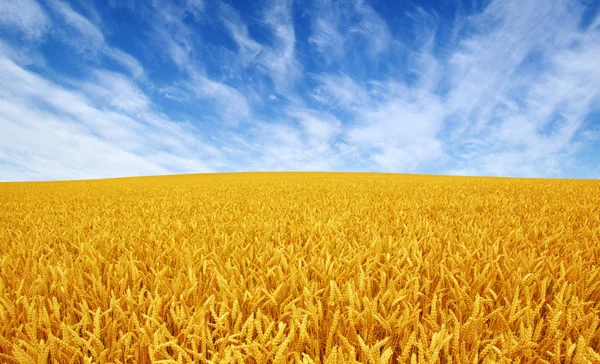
351,0,391,57
233,104,351,172
308,0,391,61
146,0,196,70
287,107,341,144
158,74,252,126
441,0,600,177
218,0,302,94
259,0,302,92
306,0,600,176
0,38,46,67
48,0,105,51
185,0,204,20
404,6,440,92
104,47,145,79
311,72,447,172
0,53,214,180
0,99,169,180
311,73,367,109
220,2,262,66
0,0,50,40
309,18,344,58
38,0,251,132
308,0,344,61
187,74,252,124
140,0,254,124
246,122,337,171
47,0,145,78
82,70,150,115
446,0,577,124
346,85,446,171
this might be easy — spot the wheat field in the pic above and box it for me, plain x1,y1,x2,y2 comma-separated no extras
0,172,599,363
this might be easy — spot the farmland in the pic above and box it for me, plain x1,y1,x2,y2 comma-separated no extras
0,172,599,363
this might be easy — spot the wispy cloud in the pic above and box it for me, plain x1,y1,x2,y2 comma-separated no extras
0,0,50,40
308,0,392,62
48,0,105,51
136,0,255,126
160,74,252,125
311,73,368,109
104,48,144,79
351,0,392,57
219,3,262,67
308,0,344,62
81,70,150,115
442,0,600,176
258,0,302,92
45,0,145,78
185,0,205,20
146,0,197,71
305,0,600,176
219,0,302,93
344,83,446,172
0,51,213,180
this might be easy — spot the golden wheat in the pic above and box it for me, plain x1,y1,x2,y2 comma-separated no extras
1,172,599,363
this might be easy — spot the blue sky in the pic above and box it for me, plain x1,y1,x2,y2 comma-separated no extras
0,0,599,180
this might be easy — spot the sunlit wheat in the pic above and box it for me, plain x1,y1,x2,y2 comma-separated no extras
0,172,599,363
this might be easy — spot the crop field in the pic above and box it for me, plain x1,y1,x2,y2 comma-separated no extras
0,172,599,363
